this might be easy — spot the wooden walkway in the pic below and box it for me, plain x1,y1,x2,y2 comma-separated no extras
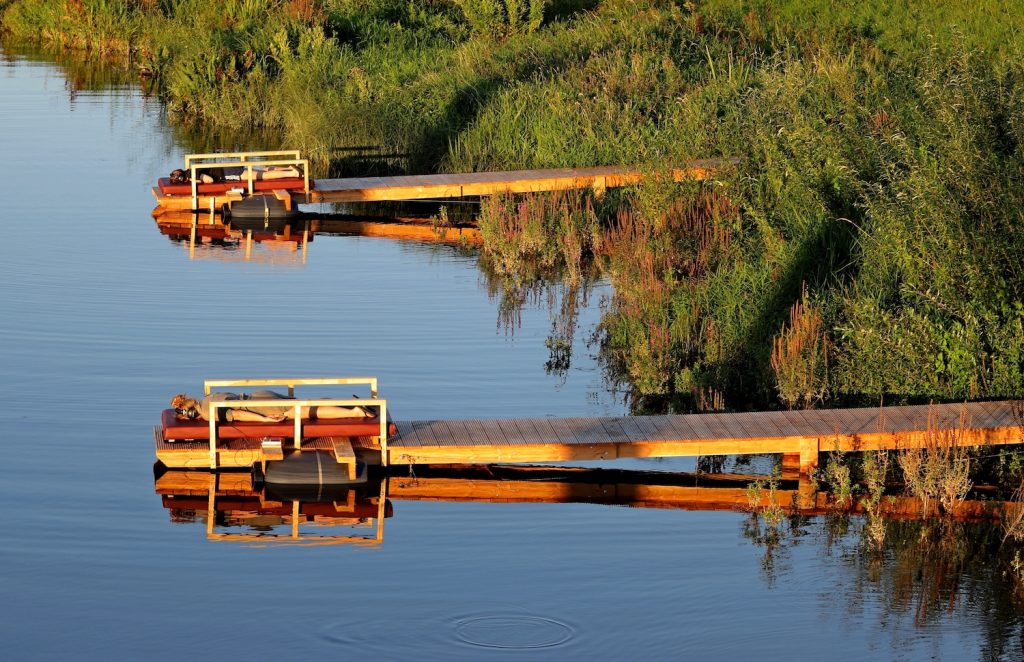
308,160,734,204
389,401,1023,472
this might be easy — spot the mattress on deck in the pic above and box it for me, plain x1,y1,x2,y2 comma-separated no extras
161,409,394,441
157,177,308,196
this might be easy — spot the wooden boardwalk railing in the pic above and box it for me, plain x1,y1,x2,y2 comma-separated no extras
389,401,1024,473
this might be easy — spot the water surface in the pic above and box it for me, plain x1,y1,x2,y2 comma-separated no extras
1,44,1021,660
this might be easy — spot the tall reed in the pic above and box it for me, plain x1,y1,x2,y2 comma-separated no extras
898,411,973,516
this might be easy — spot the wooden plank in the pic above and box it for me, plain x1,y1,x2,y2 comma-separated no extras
440,419,468,446
423,419,457,447
532,417,563,445
503,418,532,445
754,411,790,439
544,417,581,446
569,417,613,445
524,420,557,446
664,415,698,441
879,407,916,434
411,420,444,447
332,437,357,480
600,418,632,444
616,416,650,443
972,401,1002,429
462,419,495,446
673,414,707,440
481,419,512,446
308,160,737,203
725,412,758,439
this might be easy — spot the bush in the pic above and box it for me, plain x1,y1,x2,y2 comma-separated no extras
452,0,545,39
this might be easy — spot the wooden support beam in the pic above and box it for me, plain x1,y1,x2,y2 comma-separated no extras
332,438,357,480
272,189,293,212
799,437,819,475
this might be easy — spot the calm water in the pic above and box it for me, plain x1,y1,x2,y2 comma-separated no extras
1,45,1022,660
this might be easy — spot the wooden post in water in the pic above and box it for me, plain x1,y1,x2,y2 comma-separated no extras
375,477,387,542
206,473,216,537
799,437,820,475
245,230,252,260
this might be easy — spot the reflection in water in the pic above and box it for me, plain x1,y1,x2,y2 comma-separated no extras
152,209,598,385
153,463,1024,654
747,510,1024,659
155,467,388,547
153,210,483,264
154,213,313,264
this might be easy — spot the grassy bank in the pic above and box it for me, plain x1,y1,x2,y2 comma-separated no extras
5,0,1024,410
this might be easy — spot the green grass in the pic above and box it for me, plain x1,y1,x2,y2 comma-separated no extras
5,0,1024,410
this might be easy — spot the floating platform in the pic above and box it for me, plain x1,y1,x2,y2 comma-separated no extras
156,377,390,471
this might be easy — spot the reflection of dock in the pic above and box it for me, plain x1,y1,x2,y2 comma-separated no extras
388,401,1024,474
153,212,482,261
154,465,1016,547
311,217,481,245
155,470,388,546
388,466,1013,520
154,214,312,263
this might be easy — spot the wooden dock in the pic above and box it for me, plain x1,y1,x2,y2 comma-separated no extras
152,375,1023,476
306,160,734,204
388,401,1023,473
154,151,736,213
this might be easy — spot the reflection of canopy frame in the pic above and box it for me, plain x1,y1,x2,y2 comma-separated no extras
204,474,387,547
202,376,388,469
183,150,310,211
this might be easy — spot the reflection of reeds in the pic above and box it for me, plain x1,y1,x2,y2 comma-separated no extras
599,189,736,398
898,410,972,516
746,470,785,529
477,190,596,287
862,450,891,549
1003,480,1024,543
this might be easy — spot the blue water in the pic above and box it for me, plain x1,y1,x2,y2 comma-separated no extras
0,45,1018,660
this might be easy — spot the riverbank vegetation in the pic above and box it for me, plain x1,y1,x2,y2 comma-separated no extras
5,0,1024,413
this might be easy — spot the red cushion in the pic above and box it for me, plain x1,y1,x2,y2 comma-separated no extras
157,177,309,196
161,409,395,440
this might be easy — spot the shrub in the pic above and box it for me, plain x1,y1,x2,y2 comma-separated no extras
452,0,545,39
